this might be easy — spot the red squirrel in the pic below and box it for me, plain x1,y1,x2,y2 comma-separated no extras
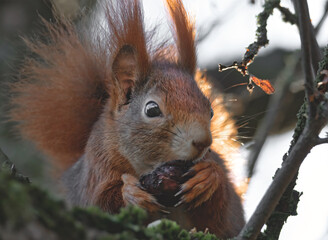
11,0,245,238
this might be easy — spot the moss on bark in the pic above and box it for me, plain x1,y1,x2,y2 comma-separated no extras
0,168,221,240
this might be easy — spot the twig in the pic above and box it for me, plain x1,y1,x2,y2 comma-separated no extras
197,18,221,43
235,1,325,237
277,5,297,25
247,0,319,227
0,147,10,164
314,1,328,35
219,1,297,78
294,0,322,74
0,147,30,183
237,42,328,240
237,76,328,240
248,0,325,180
218,0,280,76
316,137,328,145
238,113,327,240
295,0,314,91
240,1,327,238
294,0,321,117
242,0,280,67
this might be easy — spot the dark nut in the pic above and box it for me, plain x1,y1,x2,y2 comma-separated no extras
139,160,194,207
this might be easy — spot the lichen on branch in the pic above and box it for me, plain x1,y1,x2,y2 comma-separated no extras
0,166,221,240
219,0,296,76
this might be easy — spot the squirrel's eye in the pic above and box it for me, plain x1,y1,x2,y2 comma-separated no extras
210,108,214,119
145,101,162,118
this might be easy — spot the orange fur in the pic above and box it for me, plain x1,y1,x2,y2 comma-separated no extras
10,0,245,238
195,70,248,197
103,0,150,81
11,19,109,170
166,0,196,74
10,0,151,170
183,151,245,237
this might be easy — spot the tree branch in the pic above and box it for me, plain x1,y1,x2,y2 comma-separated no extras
0,147,9,164
247,0,326,180
277,5,297,25
316,137,328,145
295,0,314,93
241,0,280,71
237,1,327,237
196,17,221,43
314,1,328,35
236,43,328,240
0,147,30,183
218,0,281,76
237,111,328,240
218,1,297,77
295,0,322,75
295,0,323,116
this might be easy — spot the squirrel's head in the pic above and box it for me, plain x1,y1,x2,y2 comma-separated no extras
115,62,213,175
102,0,213,175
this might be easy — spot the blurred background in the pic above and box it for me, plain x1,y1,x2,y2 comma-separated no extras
0,0,327,239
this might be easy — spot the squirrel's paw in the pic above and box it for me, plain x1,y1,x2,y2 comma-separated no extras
175,160,220,209
121,174,165,213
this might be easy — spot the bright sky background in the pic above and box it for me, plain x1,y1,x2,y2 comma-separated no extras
141,1,328,239
142,0,328,67
244,127,328,240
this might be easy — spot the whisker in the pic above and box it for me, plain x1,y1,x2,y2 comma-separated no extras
238,126,257,130
224,82,248,91
176,126,182,135
235,111,268,126
211,101,226,109
237,122,250,129
219,69,235,85
235,135,253,140
159,127,184,140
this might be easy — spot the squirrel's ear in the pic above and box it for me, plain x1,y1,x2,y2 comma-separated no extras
166,0,196,74
112,45,137,99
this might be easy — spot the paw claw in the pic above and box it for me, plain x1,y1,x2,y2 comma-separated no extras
160,209,171,214
182,169,195,178
174,188,184,197
174,199,184,207
174,160,220,208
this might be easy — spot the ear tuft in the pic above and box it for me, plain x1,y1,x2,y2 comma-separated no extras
166,0,196,74
113,45,137,100
105,0,150,80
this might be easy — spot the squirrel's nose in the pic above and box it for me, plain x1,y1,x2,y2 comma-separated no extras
192,138,212,152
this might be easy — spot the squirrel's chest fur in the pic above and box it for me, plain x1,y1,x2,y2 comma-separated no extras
62,154,193,229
